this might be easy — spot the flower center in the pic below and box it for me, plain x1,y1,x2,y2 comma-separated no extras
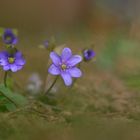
6,36,12,41
8,57,15,64
61,64,67,70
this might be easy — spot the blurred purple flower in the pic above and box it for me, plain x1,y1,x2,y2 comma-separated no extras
83,49,95,61
48,48,82,86
0,51,25,72
2,29,18,45
44,40,49,48
27,73,42,94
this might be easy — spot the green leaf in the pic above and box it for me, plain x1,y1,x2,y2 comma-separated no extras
5,103,17,111
0,95,6,101
0,105,7,112
0,84,28,107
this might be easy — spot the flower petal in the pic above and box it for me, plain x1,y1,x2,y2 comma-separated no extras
15,51,22,58
50,52,61,66
67,55,82,67
0,51,8,58
14,52,25,65
48,64,60,75
61,71,72,86
69,67,82,78
15,58,26,65
12,38,18,45
10,64,18,72
0,58,8,66
3,65,10,71
61,48,72,61
16,65,23,70
0,51,9,66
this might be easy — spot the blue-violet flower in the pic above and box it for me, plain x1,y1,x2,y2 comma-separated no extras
0,51,25,72
48,48,82,86
2,29,18,45
44,40,49,48
83,49,95,61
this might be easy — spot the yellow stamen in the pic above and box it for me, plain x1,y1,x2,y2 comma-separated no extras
6,36,12,41
61,64,67,70
8,57,15,64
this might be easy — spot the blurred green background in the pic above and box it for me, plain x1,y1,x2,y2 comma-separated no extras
0,0,140,140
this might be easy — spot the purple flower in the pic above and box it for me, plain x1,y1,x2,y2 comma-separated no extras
27,73,42,94
83,49,95,61
48,48,82,86
0,51,25,72
2,29,18,45
44,40,49,48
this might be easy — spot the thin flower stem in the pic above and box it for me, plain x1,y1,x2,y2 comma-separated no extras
44,63,50,92
45,76,59,95
44,48,55,92
4,71,8,87
3,71,18,107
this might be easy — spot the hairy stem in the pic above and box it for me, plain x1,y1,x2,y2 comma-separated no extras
4,72,8,87
44,64,49,92
45,76,58,95
3,71,18,107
